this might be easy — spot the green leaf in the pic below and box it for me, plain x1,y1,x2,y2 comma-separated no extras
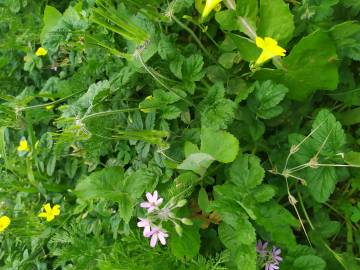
218,218,255,247
293,255,326,270
254,31,339,100
228,33,260,62
256,202,298,249
183,54,205,82
75,167,153,222
40,6,63,43
198,187,210,213
248,80,289,119
236,0,258,24
218,221,256,270
75,167,125,202
331,21,360,61
228,154,264,189
177,153,215,176
215,10,241,31
199,83,236,129
257,0,294,44
307,166,337,203
200,128,239,163
344,151,360,166
311,109,346,156
170,225,200,259
117,193,133,223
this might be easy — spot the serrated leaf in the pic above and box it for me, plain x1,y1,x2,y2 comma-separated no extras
248,80,288,119
331,21,360,61
199,83,237,129
307,166,337,203
311,109,346,156
228,154,264,189
293,255,326,270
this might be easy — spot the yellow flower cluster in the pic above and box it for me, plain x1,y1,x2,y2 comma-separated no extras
0,203,60,233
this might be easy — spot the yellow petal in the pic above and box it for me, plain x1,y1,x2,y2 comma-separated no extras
0,216,11,232
17,138,30,152
46,214,55,222
255,37,265,49
35,47,47,57
202,0,222,18
44,203,52,213
52,205,61,216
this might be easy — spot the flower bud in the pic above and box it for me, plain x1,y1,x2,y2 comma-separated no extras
175,223,182,236
181,218,193,226
176,199,187,208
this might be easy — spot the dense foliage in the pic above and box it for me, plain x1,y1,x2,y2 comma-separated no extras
0,0,360,269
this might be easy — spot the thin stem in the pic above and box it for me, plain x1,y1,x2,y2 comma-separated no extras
171,15,216,63
19,89,85,112
81,108,138,122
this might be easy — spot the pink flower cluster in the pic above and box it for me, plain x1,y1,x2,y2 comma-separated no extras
256,240,283,270
138,191,168,248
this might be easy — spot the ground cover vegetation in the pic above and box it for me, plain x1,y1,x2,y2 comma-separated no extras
0,0,360,269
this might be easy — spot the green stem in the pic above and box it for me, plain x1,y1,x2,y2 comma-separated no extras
81,108,138,122
171,15,216,63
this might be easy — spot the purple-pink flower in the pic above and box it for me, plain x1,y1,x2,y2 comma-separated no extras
256,240,268,254
271,246,282,264
145,227,168,248
265,263,279,270
137,218,151,236
256,240,283,270
140,190,163,213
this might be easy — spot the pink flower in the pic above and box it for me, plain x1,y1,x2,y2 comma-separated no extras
140,191,163,213
265,263,279,270
137,218,151,236
256,240,268,254
145,227,168,248
271,246,282,263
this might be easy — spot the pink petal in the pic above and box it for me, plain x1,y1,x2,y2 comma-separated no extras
158,232,167,245
140,202,151,208
150,233,158,247
143,226,151,237
152,191,158,201
146,192,153,202
147,206,155,213
155,198,163,206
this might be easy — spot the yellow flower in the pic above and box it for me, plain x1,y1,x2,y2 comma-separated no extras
255,37,286,65
17,138,30,152
38,203,60,222
0,216,10,232
202,0,222,19
35,47,48,57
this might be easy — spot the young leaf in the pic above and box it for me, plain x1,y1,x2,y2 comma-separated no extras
257,0,295,44
200,128,239,163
